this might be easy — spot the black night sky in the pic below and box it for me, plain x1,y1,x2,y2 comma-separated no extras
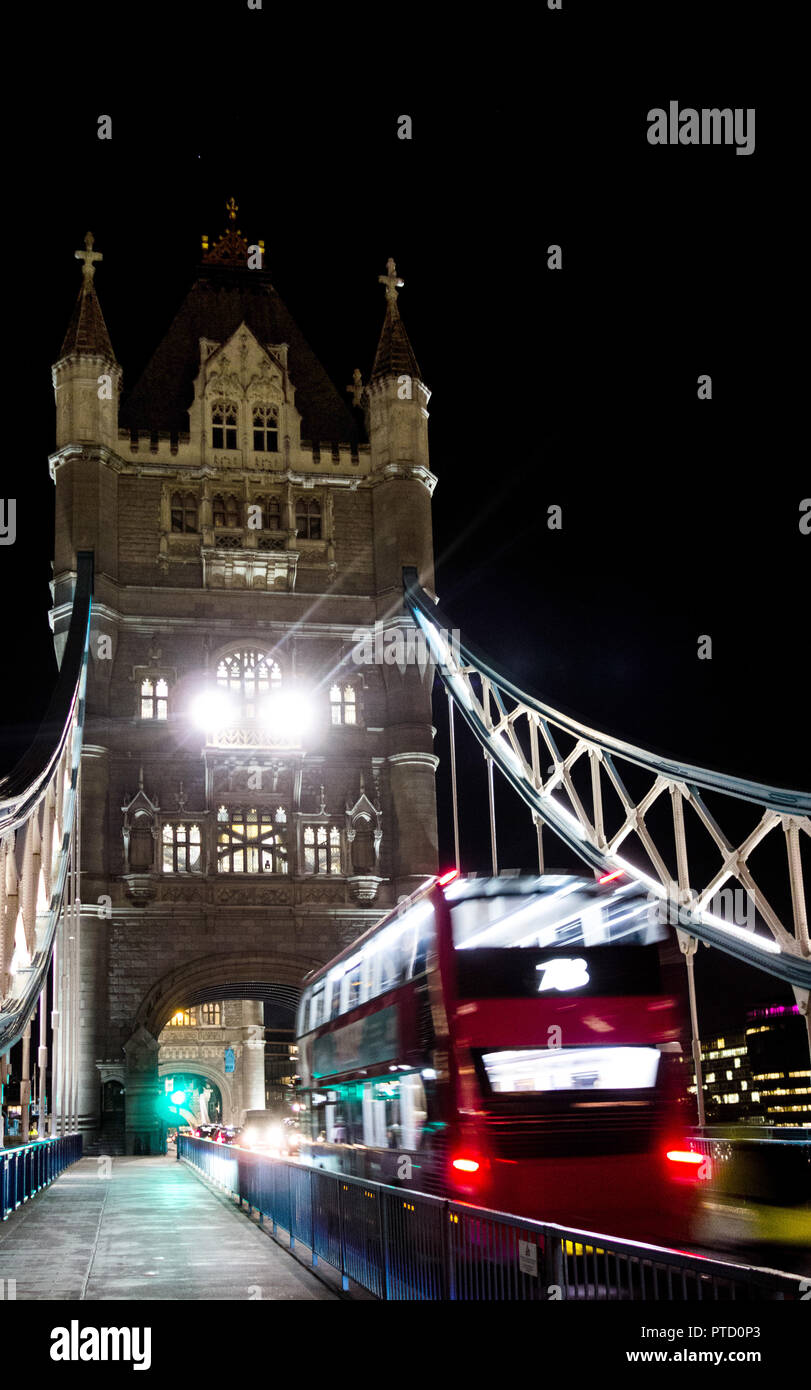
2,4,807,1037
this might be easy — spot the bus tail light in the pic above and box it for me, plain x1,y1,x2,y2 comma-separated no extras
438,868,460,887
452,1156,480,1173
665,1148,710,1181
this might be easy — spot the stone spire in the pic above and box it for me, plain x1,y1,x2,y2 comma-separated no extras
59,233,117,362
370,257,421,383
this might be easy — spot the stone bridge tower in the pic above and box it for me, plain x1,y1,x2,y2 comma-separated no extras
50,208,438,1152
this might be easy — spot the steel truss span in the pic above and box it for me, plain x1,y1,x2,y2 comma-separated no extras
403,569,810,1004
0,553,93,1058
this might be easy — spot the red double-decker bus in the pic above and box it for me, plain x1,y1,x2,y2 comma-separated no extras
295,872,702,1245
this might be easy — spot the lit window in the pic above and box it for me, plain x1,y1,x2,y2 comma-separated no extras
171,491,198,533
303,824,342,874
295,497,321,540
168,1008,197,1027
217,807,288,874
211,400,238,450
329,683,357,726
200,1003,222,1026
141,676,169,720
216,649,282,720
162,823,202,873
252,404,279,453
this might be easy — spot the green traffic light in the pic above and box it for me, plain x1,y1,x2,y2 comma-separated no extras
171,1090,187,1106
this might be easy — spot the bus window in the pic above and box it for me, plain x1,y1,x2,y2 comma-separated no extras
399,1073,427,1150
362,1081,389,1147
296,991,310,1036
329,1087,363,1144
378,928,403,993
407,906,436,979
327,972,342,1020
310,984,326,1029
360,945,375,1004
360,1075,427,1151
341,955,363,1013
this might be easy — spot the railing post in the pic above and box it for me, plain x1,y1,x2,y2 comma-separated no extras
338,1179,349,1292
442,1202,455,1300
379,1187,391,1300
543,1223,563,1298
310,1166,317,1268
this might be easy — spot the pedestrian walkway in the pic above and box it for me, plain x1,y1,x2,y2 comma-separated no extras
0,1155,336,1300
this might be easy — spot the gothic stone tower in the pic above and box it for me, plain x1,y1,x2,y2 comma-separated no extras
50,210,438,1152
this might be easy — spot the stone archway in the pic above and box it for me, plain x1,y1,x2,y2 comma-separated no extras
123,949,316,1154
157,1060,234,1126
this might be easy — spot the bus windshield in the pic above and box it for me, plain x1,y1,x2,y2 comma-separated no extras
448,877,666,951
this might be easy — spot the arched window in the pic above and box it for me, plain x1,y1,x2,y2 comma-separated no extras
303,824,342,875
253,404,279,453
213,494,226,528
295,497,321,540
211,400,238,450
141,677,169,720
329,683,357,726
226,494,240,528
200,1003,222,1025
216,648,282,719
171,492,198,533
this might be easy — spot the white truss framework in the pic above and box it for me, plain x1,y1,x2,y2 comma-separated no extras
405,573,811,1005
0,555,92,1138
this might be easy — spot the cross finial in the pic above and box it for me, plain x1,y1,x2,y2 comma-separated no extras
378,257,404,305
75,231,103,285
226,196,238,221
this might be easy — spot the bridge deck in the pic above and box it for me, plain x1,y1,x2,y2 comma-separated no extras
0,1155,336,1300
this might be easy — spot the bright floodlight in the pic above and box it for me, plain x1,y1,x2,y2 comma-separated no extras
190,688,237,730
262,691,314,741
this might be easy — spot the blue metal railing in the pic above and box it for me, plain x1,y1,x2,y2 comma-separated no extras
0,1133,82,1220
177,1138,805,1301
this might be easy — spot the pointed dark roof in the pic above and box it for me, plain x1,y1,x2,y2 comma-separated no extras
120,265,360,445
59,279,116,361
370,300,421,384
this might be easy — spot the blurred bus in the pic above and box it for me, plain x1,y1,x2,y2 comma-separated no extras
295,872,702,1245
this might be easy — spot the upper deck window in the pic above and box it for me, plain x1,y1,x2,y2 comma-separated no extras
450,880,663,951
302,898,436,1032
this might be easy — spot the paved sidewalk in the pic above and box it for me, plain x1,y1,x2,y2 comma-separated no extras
0,1155,336,1300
